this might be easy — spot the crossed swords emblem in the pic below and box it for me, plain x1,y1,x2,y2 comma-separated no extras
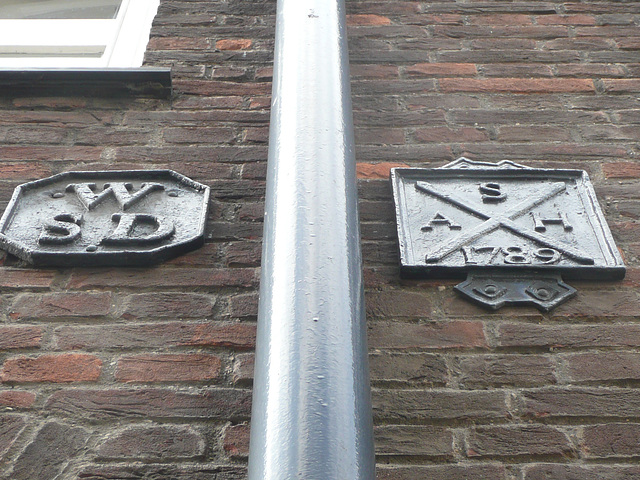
415,180,594,265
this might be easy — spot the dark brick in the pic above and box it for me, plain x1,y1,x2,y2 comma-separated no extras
440,78,595,93
524,464,640,480
456,355,555,388
0,269,55,289
366,290,432,318
46,388,251,421
0,391,36,409
565,352,640,383
232,353,254,385
377,465,507,480
375,425,453,458
10,421,89,480
523,388,640,419
466,425,573,458
583,423,640,458
77,465,247,480
369,320,487,350
370,353,448,385
373,389,507,421
98,425,205,459
121,293,215,319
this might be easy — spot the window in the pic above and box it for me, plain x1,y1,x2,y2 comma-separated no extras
0,0,160,68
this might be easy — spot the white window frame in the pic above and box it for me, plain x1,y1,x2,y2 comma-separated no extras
0,0,160,68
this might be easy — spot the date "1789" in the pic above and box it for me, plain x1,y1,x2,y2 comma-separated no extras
461,246,561,265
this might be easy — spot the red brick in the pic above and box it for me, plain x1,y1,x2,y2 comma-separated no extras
98,425,205,459
440,78,595,93
0,327,42,350
1,354,102,383
215,39,252,50
405,63,476,77
0,162,51,180
347,14,391,26
369,321,487,350
351,64,399,79
583,424,640,458
163,127,236,144
356,162,409,179
116,354,222,383
224,423,250,457
0,269,55,289
9,292,112,320
467,425,572,458
603,162,640,179
0,391,36,408
55,322,256,350
536,15,597,25
148,37,210,50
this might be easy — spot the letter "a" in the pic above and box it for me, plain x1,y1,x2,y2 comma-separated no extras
422,212,461,231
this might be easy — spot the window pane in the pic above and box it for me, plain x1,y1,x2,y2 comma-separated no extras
0,0,123,19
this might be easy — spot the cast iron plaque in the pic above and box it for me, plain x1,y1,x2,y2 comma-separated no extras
0,170,209,266
391,158,625,310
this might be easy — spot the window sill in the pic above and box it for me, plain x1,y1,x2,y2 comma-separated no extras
0,68,171,98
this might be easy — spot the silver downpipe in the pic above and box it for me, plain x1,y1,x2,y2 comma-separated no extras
247,0,376,478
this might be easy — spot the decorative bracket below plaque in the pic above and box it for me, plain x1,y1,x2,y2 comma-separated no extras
391,158,625,311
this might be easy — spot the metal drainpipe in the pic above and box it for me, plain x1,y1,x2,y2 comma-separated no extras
247,0,376,478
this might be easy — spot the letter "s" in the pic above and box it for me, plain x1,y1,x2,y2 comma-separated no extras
38,213,82,245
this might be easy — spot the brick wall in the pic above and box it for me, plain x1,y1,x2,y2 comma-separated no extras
0,0,639,479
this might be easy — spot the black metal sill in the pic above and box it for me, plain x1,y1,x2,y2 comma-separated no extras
0,68,172,98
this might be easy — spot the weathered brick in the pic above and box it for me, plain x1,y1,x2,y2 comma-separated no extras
55,322,256,350
232,353,254,385
347,14,391,26
456,355,555,388
366,290,432,318
67,268,257,289
356,162,409,179
370,353,448,385
523,388,640,419
551,291,640,318
466,425,573,458
369,320,487,350
0,415,26,456
439,78,595,93
10,421,89,480
373,389,507,421
405,63,476,77
0,269,55,289
414,126,488,142
116,354,222,383
78,465,247,479
377,465,507,480
603,162,640,178
0,391,36,409
216,38,252,50
495,323,640,349
224,423,250,457
523,464,640,480
9,292,112,320
121,293,215,319
583,424,640,458
376,425,453,458
565,352,640,383
98,425,205,459
0,326,42,350
1,353,102,383
46,388,251,421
